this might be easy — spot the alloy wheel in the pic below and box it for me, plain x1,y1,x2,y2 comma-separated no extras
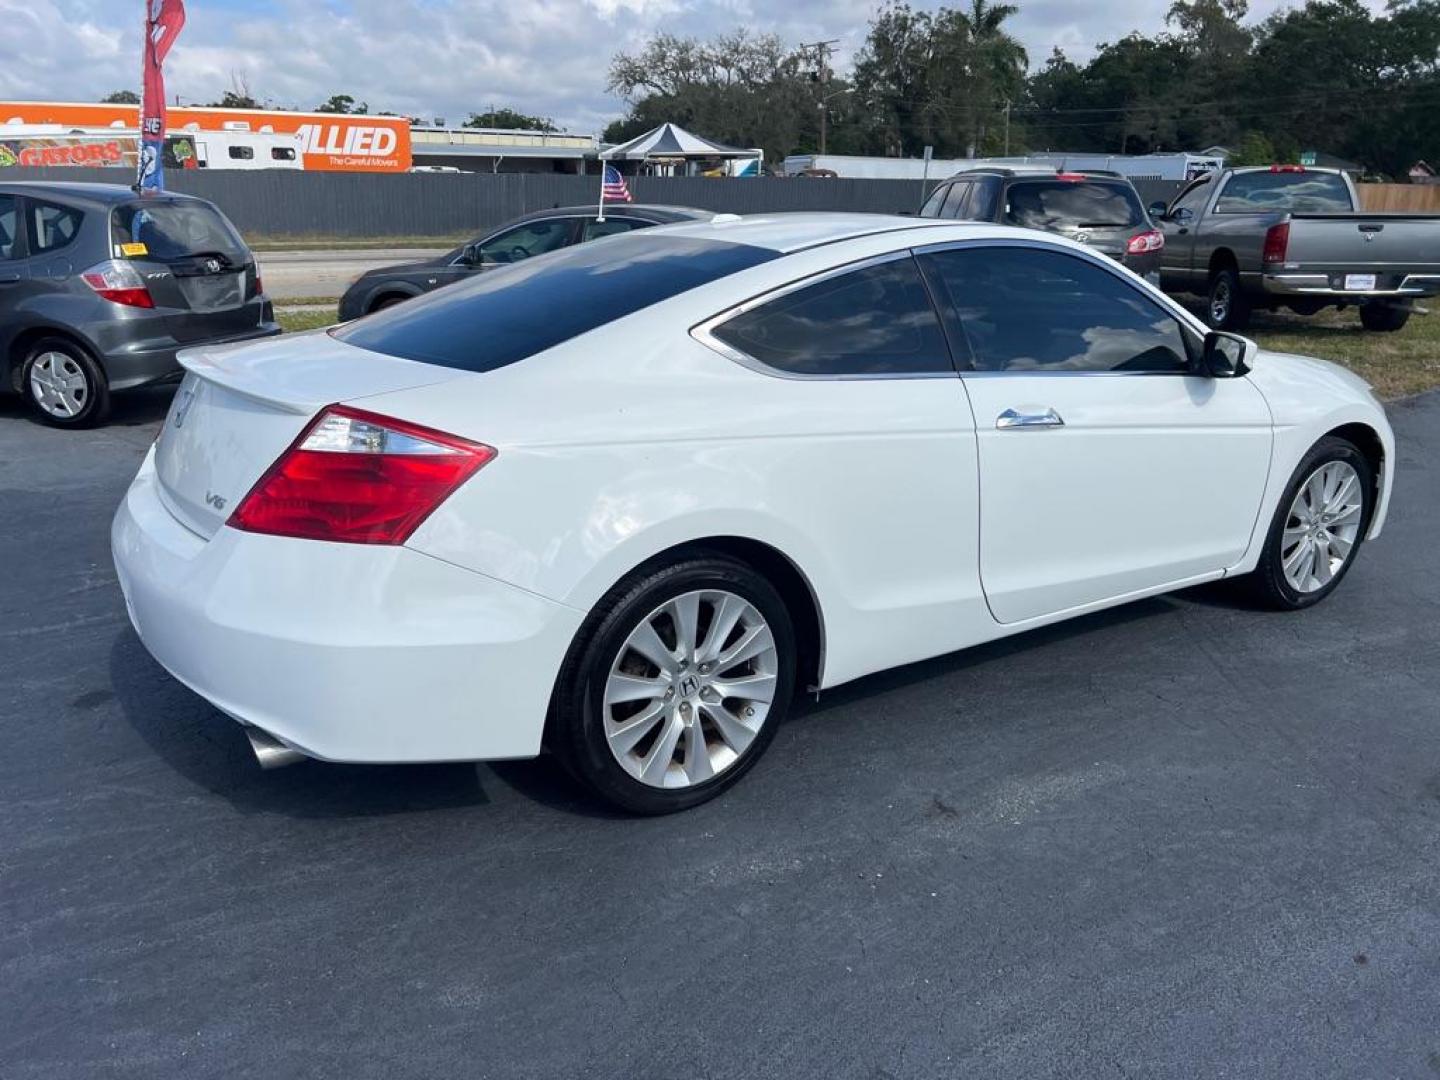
29,351,90,419
1210,279,1231,325
602,589,779,789
1281,461,1364,593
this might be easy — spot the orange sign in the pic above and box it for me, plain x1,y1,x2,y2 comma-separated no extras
0,101,412,172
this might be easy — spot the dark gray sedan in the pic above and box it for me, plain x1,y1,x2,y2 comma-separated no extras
337,204,714,320
0,182,278,427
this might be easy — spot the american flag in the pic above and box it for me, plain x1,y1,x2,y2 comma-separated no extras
601,164,632,202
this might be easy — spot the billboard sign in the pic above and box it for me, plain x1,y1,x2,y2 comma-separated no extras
0,102,411,172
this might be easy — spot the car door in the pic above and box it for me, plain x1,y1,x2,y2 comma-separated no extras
1158,177,1212,290
917,240,1272,625
0,193,34,352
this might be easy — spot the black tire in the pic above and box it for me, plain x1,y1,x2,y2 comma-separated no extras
19,336,110,428
549,555,797,814
1359,303,1410,333
1205,267,1252,331
371,295,409,313
1237,435,1375,611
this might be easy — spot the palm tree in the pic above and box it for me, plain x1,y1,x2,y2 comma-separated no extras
961,0,1027,154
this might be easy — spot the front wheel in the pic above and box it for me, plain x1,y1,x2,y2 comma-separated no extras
21,337,110,427
550,556,797,814
1206,268,1252,331
1359,303,1410,333
1238,436,1374,610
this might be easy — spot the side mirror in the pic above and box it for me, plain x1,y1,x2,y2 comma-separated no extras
1148,200,1169,220
462,243,482,265
1202,331,1256,378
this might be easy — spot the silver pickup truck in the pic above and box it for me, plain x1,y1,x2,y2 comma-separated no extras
1151,165,1440,332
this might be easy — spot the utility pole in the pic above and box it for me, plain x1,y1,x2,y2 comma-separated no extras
800,39,839,156
1003,98,1011,157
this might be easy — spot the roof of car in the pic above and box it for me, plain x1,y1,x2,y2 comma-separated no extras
520,204,714,223
0,181,209,206
944,166,1130,182
639,212,966,254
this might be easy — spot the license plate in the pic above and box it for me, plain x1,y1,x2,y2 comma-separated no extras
1344,274,1377,291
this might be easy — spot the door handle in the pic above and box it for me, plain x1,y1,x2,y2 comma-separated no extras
0,272,21,285
996,407,1064,430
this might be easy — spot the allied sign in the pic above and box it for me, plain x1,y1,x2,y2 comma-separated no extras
0,102,412,172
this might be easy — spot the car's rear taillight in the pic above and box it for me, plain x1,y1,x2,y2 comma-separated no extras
81,259,154,308
254,273,264,297
230,406,496,544
1126,229,1165,254
1262,221,1291,265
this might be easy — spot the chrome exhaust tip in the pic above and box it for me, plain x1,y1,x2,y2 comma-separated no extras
244,727,308,770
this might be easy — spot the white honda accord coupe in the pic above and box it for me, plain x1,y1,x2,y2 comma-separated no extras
112,213,1394,813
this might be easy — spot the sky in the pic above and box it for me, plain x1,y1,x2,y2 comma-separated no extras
0,0,1390,134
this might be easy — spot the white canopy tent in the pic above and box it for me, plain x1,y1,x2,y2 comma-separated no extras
601,122,758,177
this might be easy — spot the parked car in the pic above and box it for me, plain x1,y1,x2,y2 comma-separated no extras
0,182,278,427
1151,165,1440,331
920,167,1165,284
336,204,715,320
114,214,1393,813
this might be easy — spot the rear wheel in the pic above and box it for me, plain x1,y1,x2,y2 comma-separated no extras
1238,436,1374,610
1359,303,1410,333
21,337,110,428
550,556,796,814
371,295,408,313
1206,267,1251,331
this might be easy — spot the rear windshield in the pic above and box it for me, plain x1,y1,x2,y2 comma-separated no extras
1004,181,1144,229
1214,171,1353,213
333,234,779,372
111,201,248,263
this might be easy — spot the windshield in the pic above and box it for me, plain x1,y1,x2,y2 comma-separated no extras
1214,171,1353,213
333,233,779,372
111,201,248,264
1004,181,1144,229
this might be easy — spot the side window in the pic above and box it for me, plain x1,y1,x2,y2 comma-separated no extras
1170,178,1211,218
920,246,1193,374
228,145,255,160
270,147,297,161
28,201,83,255
920,183,950,218
941,181,973,219
476,218,573,264
583,217,645,242
709,257,951,376
969,178,1000,220
0,195,18,260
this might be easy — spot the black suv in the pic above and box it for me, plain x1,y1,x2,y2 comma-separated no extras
338,204,714,320
0,182,278,427
920,168,1164,284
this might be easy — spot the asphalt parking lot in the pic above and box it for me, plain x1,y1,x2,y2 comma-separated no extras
3,386,1439,1079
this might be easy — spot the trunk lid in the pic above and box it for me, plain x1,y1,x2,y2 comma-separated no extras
153,331,471,538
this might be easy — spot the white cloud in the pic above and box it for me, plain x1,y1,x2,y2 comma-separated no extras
0,0,1397,134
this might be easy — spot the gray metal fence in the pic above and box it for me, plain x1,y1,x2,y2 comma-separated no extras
3,167,1184,240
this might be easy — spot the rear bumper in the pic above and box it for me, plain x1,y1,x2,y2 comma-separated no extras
111,448,585,763
1261,271,1440,301
100,319,282,391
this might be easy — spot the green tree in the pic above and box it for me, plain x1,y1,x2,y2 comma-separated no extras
209,90,259,109
464,108,558,132
607,30,822,162
316,94,368,114
101,90,140,105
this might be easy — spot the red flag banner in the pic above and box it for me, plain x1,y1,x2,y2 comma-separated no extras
138,0,185,191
